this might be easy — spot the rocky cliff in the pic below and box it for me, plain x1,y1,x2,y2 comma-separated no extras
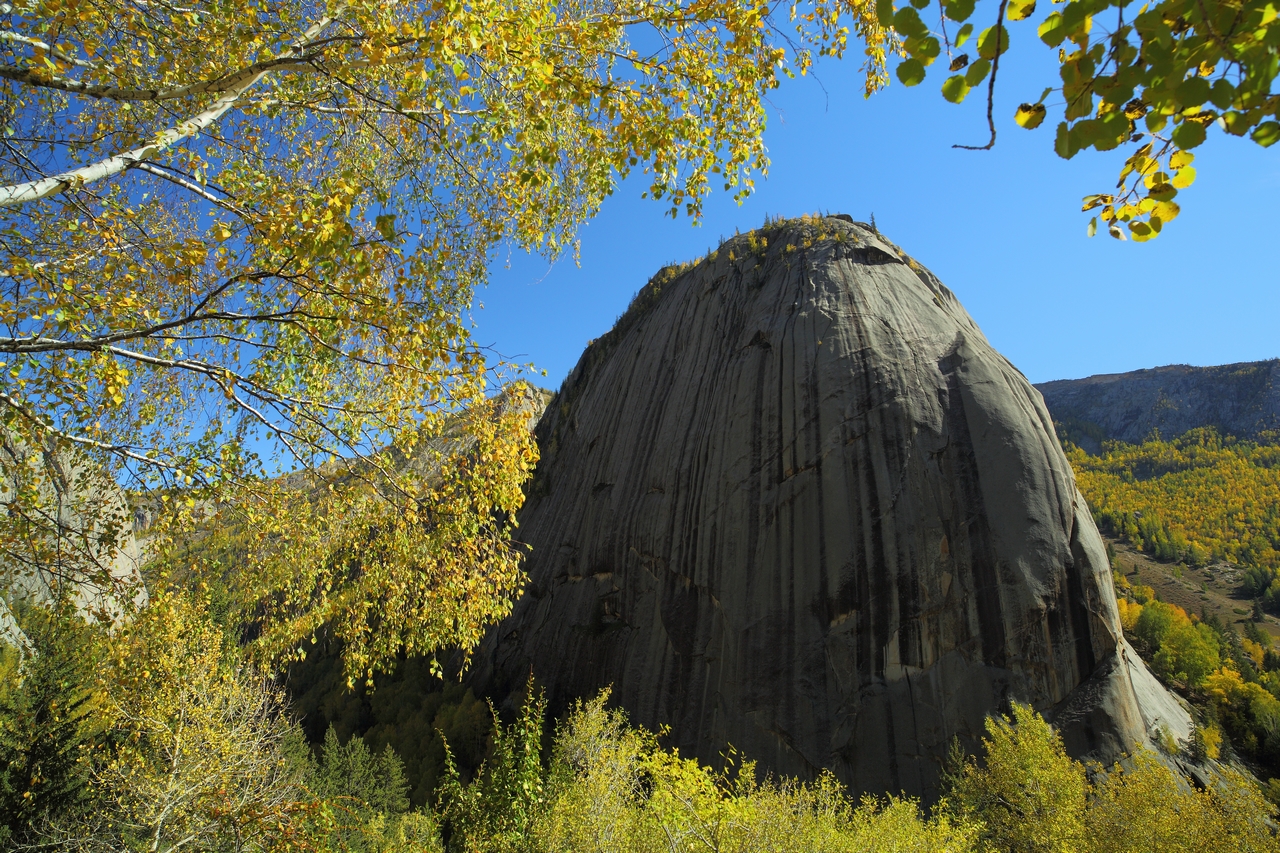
1,434,147,649
470,216,1190,799
1036,360,1280,453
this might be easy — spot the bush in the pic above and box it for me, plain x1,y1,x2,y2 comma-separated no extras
438,688,980,853
945,702,1087,853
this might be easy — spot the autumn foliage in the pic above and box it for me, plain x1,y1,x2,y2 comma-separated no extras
1069,428,1280,574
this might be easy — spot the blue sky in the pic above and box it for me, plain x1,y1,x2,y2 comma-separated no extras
472,34,1280,390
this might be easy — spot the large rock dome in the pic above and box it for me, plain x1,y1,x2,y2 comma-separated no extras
471,215,1189,798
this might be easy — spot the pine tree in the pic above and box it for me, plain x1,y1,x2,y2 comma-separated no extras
0,604,101,844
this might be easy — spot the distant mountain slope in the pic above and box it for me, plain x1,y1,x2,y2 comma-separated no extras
1036,359,1280,453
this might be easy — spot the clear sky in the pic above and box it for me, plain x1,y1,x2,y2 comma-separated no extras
471,35,1280,390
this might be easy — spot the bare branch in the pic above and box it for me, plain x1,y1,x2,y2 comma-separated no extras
129,161,250,217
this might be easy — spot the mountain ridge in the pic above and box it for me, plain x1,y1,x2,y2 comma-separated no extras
1035,359,1280,453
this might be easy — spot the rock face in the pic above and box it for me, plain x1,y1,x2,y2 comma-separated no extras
471,216,1190,798
1,434,147,649
1036,360,1280,453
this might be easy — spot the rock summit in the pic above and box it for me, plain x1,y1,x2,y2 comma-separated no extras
472,215,1190,797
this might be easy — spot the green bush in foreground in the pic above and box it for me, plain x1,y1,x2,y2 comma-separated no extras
5,605,1279,852
441,688,979,853
438,691,1280,853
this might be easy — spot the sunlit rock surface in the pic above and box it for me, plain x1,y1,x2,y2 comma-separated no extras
1,435,147,647
471,216,1190,798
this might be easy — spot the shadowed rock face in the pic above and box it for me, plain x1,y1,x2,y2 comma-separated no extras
471,217,1189,798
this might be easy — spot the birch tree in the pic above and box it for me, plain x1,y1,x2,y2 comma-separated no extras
32,595,317,853
0,0,889,678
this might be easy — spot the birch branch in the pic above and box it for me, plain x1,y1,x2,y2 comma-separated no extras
0,8,345,207
0,30,97,68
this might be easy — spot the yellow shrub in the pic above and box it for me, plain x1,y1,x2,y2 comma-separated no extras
1117,598,1143,632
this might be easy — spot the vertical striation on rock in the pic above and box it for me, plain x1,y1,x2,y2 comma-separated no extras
1,434,148,646
470,216,1189,798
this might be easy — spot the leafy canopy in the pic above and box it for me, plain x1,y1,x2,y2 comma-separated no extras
880,0,1278,240
0,0,890,679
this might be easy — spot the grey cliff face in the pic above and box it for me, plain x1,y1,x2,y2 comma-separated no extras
471,217,1189,798
1,435,147,650
1036,359,1280,452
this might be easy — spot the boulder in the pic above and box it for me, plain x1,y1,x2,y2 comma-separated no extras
471,216,1190,798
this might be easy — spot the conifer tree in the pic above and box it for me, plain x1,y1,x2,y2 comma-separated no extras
0,603,100,845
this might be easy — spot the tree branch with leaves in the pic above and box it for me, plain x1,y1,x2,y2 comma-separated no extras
0,0,890,679
881,0,1277,240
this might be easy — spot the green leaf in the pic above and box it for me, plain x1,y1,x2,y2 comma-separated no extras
1060,3,1092,39
375,214,397,242
942,75,971,103
905,35,942,64
910,0,930,9
1055,121,1076,159
1175,77,1210,109
1007,0,1037,21
1072,118,1101,147
1209,79,1235,110
896,58,927,86
1145,112,1168,133
1171,119,1207,149
893,7,929,38
1093,112,1130,151
1038,13,1065,47
916,36,941,65
876,0,896,26
1147,183,1177,201
955,22,974,46
1015,103,1046,128
1171,166,1197,188
1252,121,1280,148
1087,217,1097,237
965,58,991,86
977,25,1010,60
1221,111,1251,136
944,0,976,22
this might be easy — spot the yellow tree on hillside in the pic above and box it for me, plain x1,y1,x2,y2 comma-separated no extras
0,0,891,679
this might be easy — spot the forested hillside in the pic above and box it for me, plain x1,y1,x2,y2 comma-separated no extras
1063,424,1280,793
1067,428,1280,601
